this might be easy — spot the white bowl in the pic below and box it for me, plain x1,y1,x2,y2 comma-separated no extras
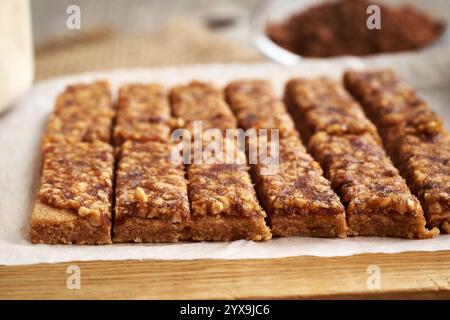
251,0,450,65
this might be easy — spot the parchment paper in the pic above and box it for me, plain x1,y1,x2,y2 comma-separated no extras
1,44,450,265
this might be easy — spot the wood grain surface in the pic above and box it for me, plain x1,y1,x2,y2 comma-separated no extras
1,251,450,299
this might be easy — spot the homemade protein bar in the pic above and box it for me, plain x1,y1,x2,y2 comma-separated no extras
225,80,347,237
251,134,347,237
395,134,450,232
43,81,114,144
225,80,297,137
284,77,437,238
284,77,379,143
187,138,271,241
344,70,443,141
30,141,114,244
170,81,271,241
114,83,173,145
344,69,449,232
114,141,191,242
170,81,237,135
308,132,438,238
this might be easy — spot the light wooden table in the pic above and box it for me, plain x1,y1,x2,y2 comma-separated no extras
1,251,450,299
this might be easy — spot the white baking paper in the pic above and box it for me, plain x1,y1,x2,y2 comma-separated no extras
1,44,450,265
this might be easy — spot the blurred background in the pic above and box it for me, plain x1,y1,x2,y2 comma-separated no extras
32,0,264,80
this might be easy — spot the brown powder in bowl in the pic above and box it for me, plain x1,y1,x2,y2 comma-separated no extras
266,0,446,57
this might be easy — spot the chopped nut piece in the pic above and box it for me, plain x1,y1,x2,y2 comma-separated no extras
406,199,416,211
168,117,185,129
216,196,230,210
211,201,224,214
134,187,148,203
78,206,90,217
88,214,102,227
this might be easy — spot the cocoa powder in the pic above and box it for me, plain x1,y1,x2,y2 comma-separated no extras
267,0,445,57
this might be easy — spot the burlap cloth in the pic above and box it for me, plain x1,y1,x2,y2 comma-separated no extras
35,19,262,80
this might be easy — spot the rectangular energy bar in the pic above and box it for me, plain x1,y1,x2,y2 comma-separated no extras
344,70,443,142
308,132,438,238
43,81,114,145
395,133,450,232
284,77,379,143
251,134,347,237
170,81,271,241
114,83,173,145
187,137,271,241
225,80,347,237
225,80,297,137
344,69,449,232
170,81,237,135
30,140,114,244
113,141,191,242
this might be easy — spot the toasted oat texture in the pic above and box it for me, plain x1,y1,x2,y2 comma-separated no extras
170,81,270,241
113,141,191,243
225,80,297,137
251,134,347,237
309,132,438,239
43,81,114,144
170,81,237,135
225,80,347,237
30,141,114,244
187,137,271,241
344,70,443,141
392,133,450,233
114,83,173,145
344,69,449,233
284,77,379,142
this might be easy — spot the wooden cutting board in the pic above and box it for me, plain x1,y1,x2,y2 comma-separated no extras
1,251,450,299
5,28,448,300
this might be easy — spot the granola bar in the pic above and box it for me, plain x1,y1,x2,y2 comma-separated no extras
344,69,450,233
30,141,114,244
284,77,379,142
252,134,347,237
308,132,438,238
43,81,114,144
114,83,173,145
395,134,450,232
225,80,347,237
113,141,190,242
344,69,443,143
170,81,270,241
187,137,271,241
225,80,297,137
170,81,237,135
